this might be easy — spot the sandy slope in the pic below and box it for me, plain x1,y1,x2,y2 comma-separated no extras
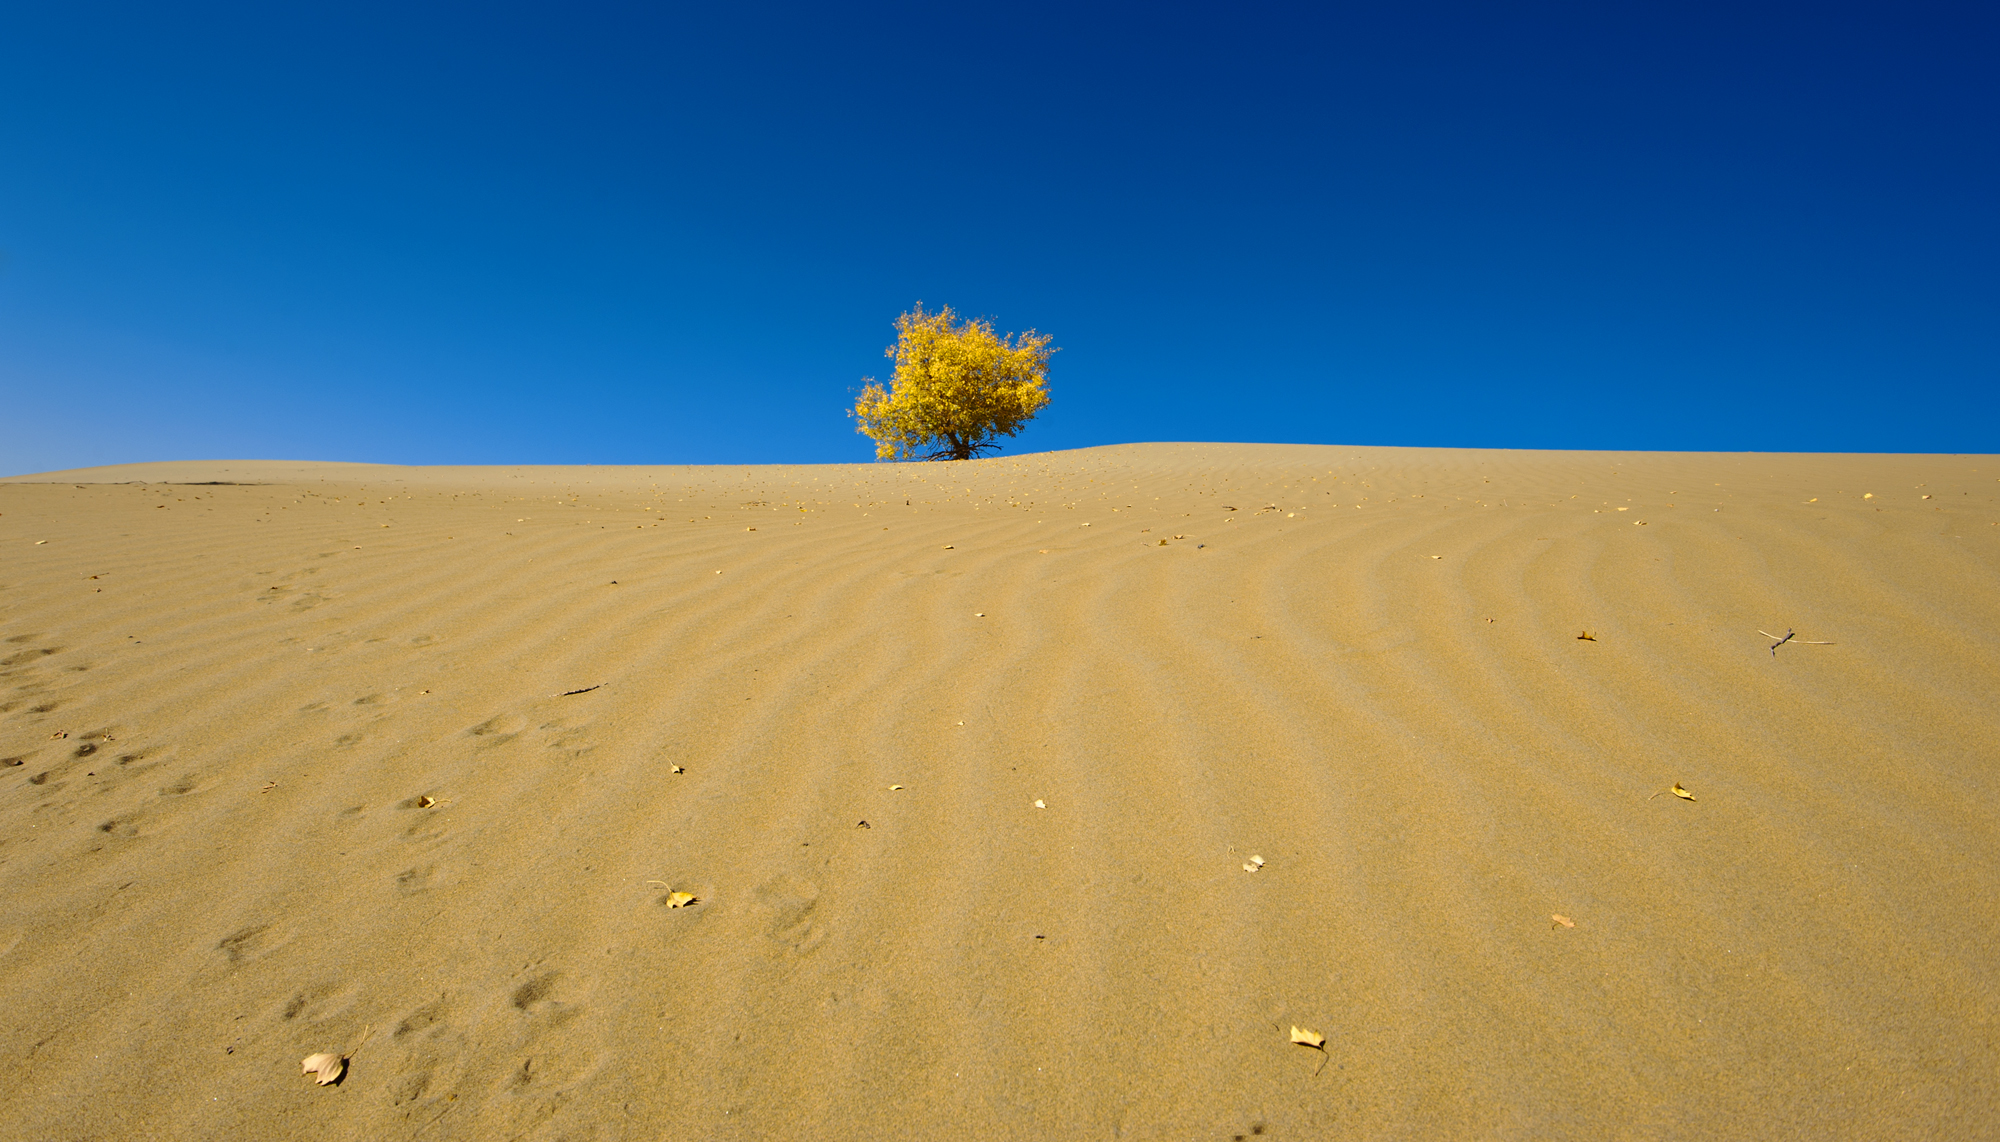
1,443,1996,1140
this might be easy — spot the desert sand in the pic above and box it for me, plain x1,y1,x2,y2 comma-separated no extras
1,442,1996,1140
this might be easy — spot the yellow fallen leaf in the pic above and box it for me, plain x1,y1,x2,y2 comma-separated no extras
1552,913,1575,928
666,891,697,908
1671,783,1694,801
1033,799,1046,809
1577,631,1596,641
889,784,903,790
1289,1026,1325,1049
670,765,684,774
301,1052,345,1085
416,795,436,809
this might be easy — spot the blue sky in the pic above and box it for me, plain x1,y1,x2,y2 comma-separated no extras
2,1,1994,474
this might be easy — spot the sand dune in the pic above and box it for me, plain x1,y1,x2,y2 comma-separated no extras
2,443,1996,1139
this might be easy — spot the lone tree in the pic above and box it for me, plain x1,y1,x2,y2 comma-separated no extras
851,304,1054,461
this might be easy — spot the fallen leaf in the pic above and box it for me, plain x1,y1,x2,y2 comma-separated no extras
416,795,436,809
1157,539,1168,546
301,1052,345,1085
856,819,871,828
1034,799,1047,809
1290,1026,1325,1049
1552,913,1575,928
1671,783,1694,801
670,765,684,774
666,891,697,908
1250,855,1265,867
942,544,955,549
889,784,903,790
1577,631,1596,641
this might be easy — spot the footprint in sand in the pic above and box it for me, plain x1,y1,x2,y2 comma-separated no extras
469,713,528,742
496,971,598,1093
0,645,60,667
216,922,281,964
95,813,143,838
385,993,462,1105
755,874,826,957
280,979,358,1022
393,992,454,1042
394,864,437,895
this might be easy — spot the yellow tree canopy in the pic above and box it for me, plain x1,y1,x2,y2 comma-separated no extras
851,305,1054,461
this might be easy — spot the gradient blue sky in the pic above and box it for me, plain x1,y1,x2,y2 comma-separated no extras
3,1,1994,474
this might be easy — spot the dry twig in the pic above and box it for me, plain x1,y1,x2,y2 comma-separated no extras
1757,629,1834,657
